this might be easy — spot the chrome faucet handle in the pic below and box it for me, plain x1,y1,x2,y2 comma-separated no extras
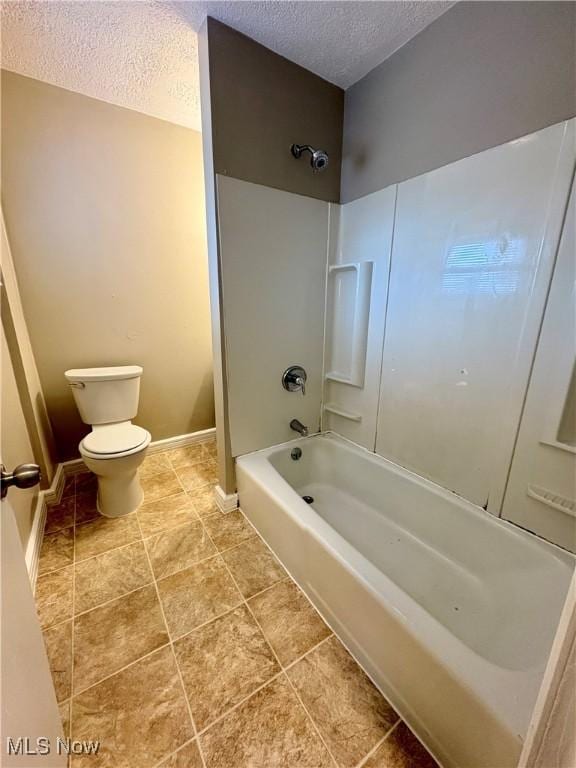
282,366,307,396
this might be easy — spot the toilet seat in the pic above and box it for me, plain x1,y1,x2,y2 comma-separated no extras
80,424,150,460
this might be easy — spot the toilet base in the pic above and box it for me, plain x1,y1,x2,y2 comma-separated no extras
97,470,144,518
80,444,149,518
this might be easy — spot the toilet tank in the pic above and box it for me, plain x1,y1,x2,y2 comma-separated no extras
65,366,143,425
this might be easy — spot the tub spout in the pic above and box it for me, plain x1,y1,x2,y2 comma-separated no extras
290,419,308,437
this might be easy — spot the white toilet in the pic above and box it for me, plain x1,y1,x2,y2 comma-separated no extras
65,365,151,518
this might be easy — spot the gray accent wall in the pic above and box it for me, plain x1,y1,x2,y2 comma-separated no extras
341,1,576,202
207,18,344,203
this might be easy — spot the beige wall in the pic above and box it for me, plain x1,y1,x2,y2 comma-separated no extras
1,71,214,459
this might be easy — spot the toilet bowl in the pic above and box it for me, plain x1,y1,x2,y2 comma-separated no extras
65,366,151,518
80,423,151,517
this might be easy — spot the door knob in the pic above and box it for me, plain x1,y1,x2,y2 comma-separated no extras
1,463,41,499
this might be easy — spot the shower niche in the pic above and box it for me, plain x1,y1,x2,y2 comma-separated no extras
325,261,373,388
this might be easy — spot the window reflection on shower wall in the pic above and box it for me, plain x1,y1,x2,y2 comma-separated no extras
375,122,574,513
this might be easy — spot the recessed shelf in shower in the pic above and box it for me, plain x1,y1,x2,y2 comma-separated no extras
325,261,373,388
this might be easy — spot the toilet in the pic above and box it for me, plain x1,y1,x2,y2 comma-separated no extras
65,365,151,518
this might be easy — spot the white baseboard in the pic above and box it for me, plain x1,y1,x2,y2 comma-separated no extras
56,428,218,473
25,427,218,587
214,484,239,514
146,427,216,454
25,494,47,589
25,462,67,588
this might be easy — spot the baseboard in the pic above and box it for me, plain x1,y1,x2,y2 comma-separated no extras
59,458,87,474
25,462,67,588
56,428,217,473
25,495,46,589
146,427,216,454
25,427,218,587
214,484,239,514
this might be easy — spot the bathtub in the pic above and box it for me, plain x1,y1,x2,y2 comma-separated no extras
236,432,574,768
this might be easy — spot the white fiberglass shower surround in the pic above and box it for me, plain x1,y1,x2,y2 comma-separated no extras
216,120,576,768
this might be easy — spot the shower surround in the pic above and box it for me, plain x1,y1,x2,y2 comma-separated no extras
218,120,576,767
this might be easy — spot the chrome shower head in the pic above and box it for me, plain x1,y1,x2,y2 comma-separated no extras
291,144,329,172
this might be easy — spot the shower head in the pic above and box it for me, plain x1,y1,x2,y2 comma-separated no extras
291,144,329,172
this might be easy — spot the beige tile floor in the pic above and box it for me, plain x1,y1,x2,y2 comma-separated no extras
35,440,439,768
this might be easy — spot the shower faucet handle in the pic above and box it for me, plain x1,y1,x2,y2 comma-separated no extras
282,366,307,396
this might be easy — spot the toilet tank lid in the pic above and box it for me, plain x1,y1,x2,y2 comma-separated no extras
65,365,143,383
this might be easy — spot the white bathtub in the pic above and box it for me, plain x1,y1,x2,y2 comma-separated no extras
236,433,574,768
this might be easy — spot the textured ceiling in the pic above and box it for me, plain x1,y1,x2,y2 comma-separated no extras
1,2,202,129
1,1,453,131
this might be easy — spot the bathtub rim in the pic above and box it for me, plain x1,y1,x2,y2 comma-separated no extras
239,430,574,564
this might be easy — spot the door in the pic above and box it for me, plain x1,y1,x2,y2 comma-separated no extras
1,314,66,765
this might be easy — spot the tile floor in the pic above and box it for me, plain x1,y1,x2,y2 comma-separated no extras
35,439,439,768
